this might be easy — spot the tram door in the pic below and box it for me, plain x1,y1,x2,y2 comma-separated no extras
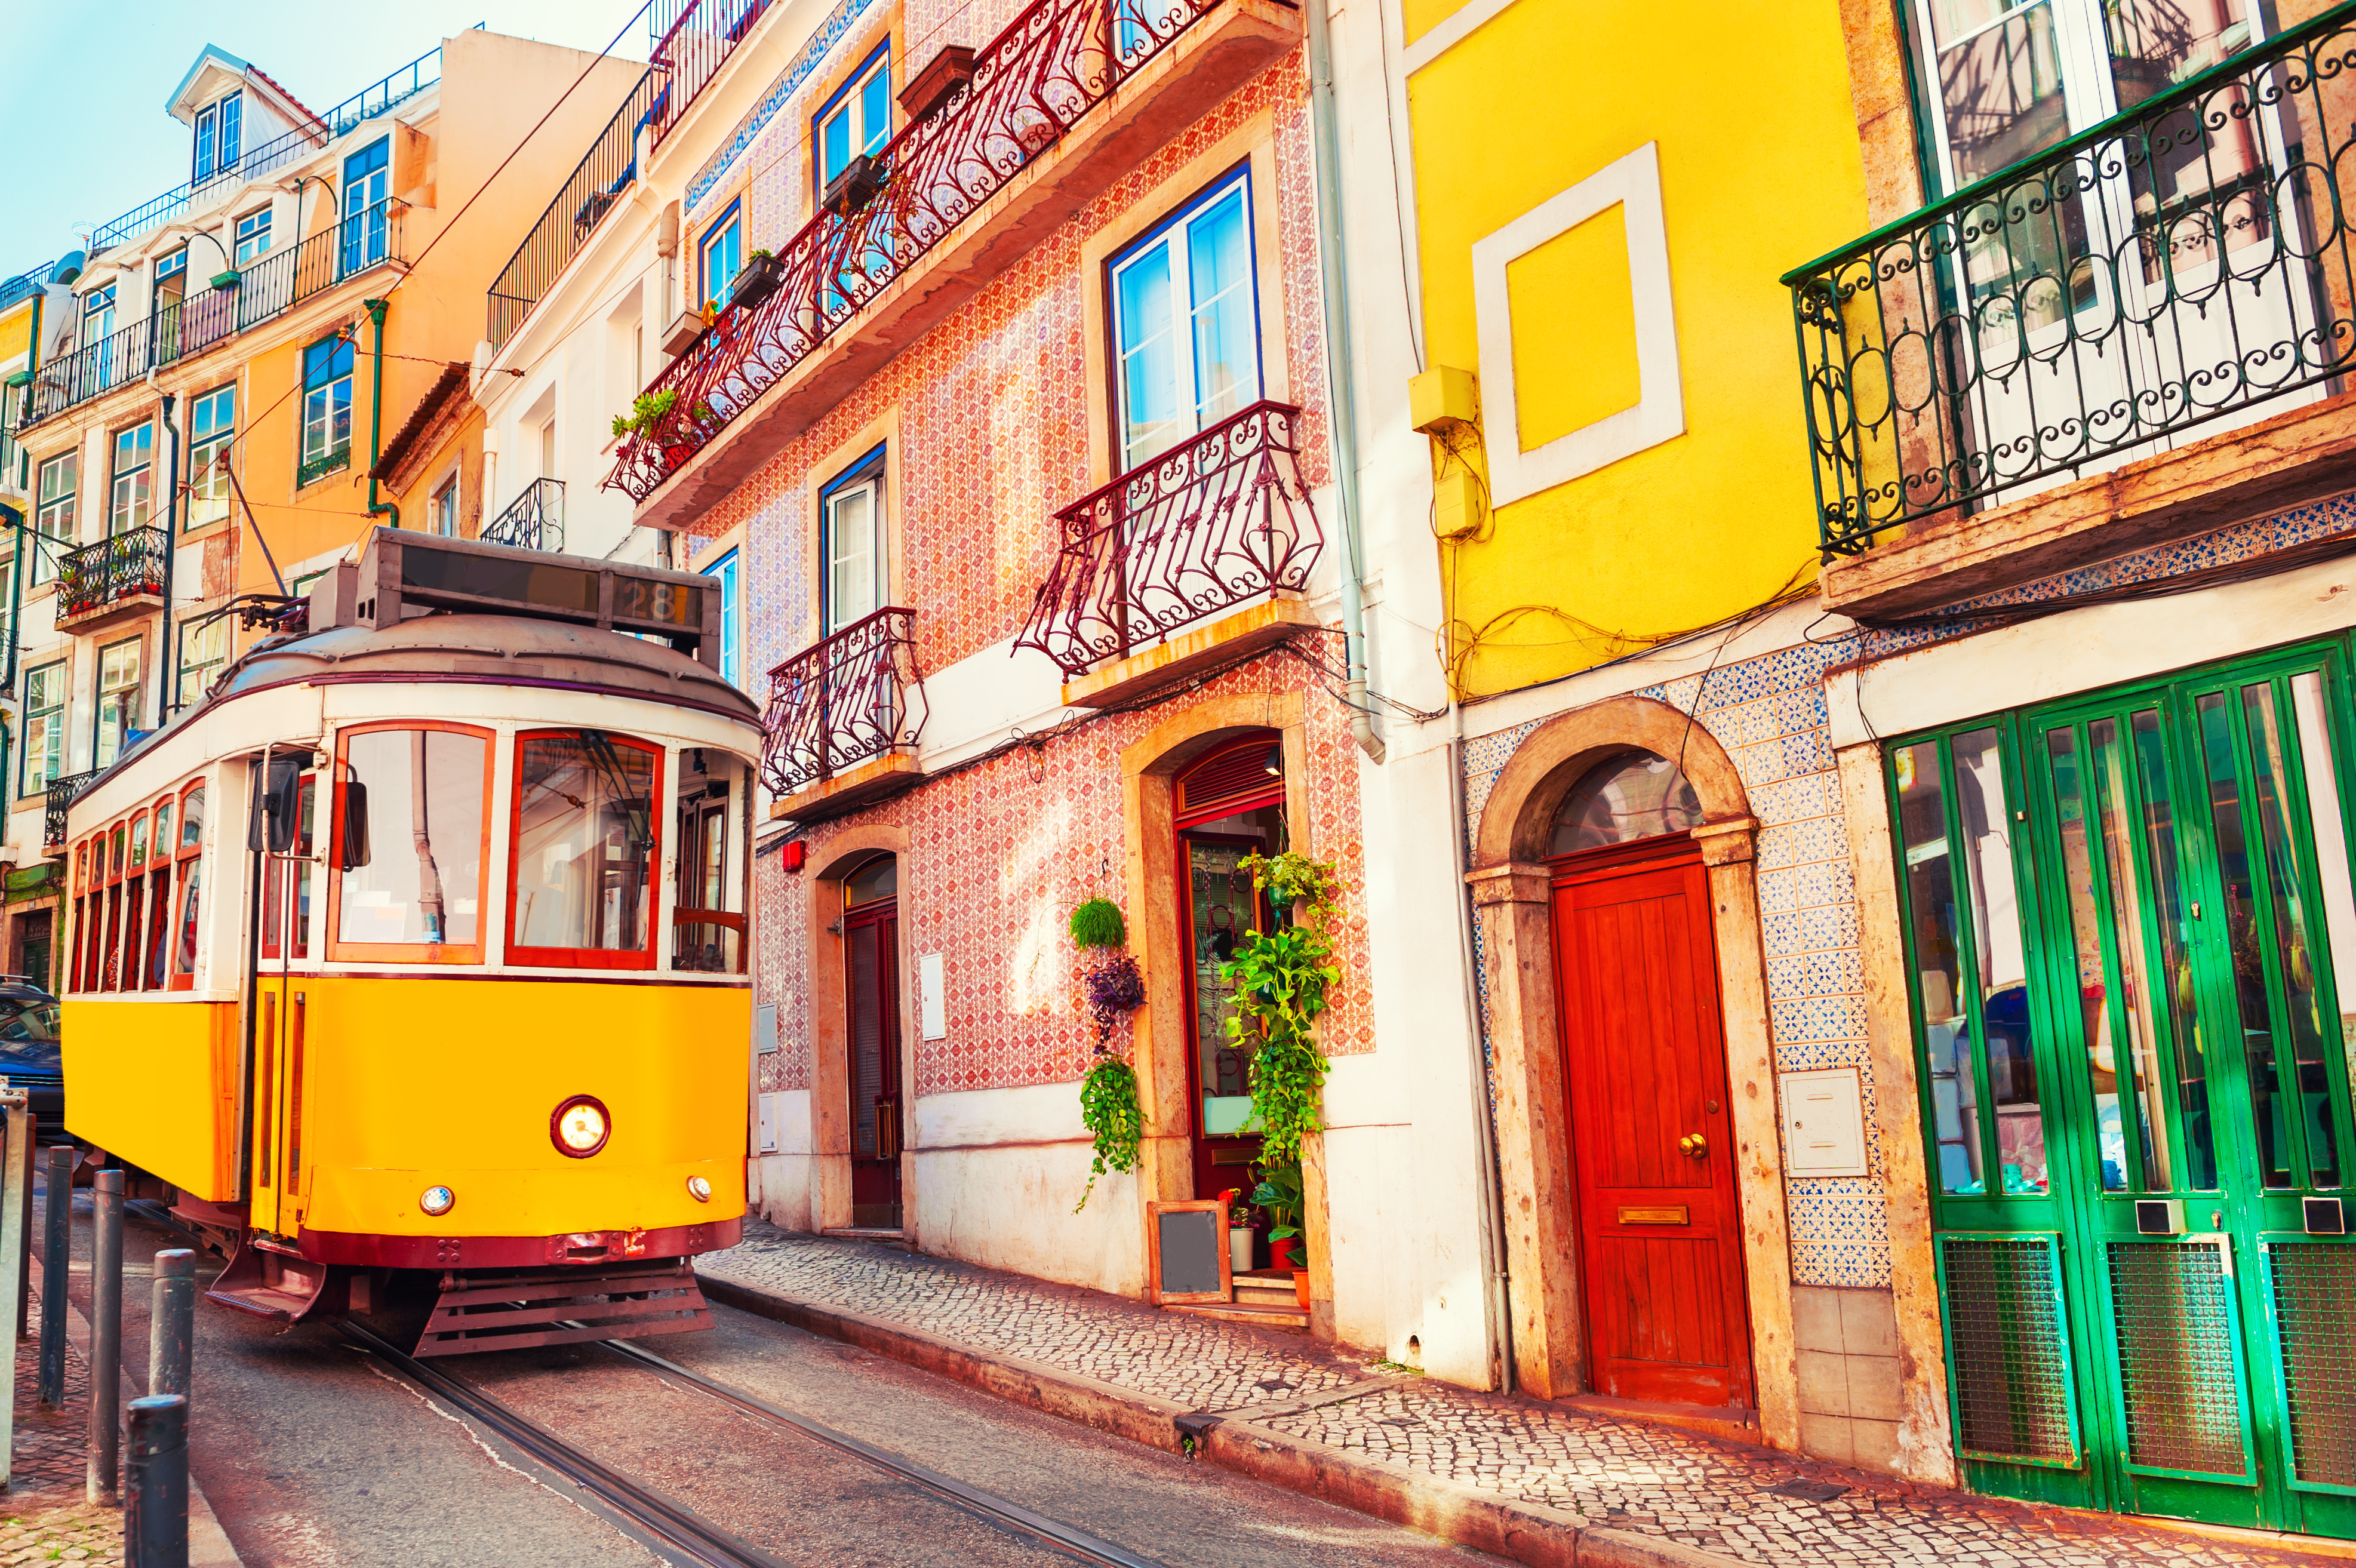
842,854,901,1231
250,771,316,1238
1957,648,2356,1536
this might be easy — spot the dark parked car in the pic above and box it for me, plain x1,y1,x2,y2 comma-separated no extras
0,982,63,1130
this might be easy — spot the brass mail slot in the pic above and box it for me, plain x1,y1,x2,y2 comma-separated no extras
1617,1205,1690,1226
1210,1148,1258,1166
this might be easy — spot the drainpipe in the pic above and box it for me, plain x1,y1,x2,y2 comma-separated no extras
364,298,398,531
1306,0,1383,763
157,393,179,729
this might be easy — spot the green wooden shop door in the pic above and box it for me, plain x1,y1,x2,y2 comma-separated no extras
1891,641,2356,1537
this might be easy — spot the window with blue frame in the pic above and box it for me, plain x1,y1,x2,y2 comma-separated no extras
821,447,886,635
817,44,891,192
300,335,355,481
702,202,742,310
195,91,242,183
1109,167,1262,472
706,549,742,687
341,138,391,274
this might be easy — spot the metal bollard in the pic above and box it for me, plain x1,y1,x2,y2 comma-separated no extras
15,1114,30,1341
88,1167,124,1506
125,1394,189,1568
149,1250,196,1400
39,1145,71,1407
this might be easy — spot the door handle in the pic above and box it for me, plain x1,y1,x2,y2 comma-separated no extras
1677,1133,1708,1158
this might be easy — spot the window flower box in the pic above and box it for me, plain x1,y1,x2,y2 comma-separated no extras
820,153,886,217
728,252,783,313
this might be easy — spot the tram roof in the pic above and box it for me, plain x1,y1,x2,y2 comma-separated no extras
89,608,761,794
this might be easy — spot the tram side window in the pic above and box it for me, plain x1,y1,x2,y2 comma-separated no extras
334,728,487,957
672,749,747,973
174,783,205,982
510,731,659,966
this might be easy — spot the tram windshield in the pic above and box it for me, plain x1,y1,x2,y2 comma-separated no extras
337,727,488,950
511,731,659,960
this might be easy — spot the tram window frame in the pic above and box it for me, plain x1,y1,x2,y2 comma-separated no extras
171,777,207,989
670,748,750,975
146,793,174,989
68,841,88,993
506,728,666,972
123,811,149,992
262,770,318,964
325,721,494,966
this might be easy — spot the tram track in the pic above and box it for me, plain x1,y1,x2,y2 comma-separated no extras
128,1200,1166,1568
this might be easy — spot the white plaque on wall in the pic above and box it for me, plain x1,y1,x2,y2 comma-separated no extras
753,1002,779,1055
918,953,946,1041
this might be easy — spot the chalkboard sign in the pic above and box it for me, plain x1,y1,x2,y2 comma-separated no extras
1147,1200,1231,1304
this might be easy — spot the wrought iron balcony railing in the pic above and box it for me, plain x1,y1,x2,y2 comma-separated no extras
648,0,782,146
759,607,928,797
57,527,168,621
607,0,1228,502
90,41,450,254
488,70,661,348
1015,401,1320,676
482,478,566,552
44,770,101,850
25,202,407,428
1788,7,2356,557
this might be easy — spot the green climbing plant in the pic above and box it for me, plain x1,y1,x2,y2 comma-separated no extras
1220,851,1343,1169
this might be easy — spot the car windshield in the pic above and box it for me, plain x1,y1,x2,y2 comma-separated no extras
0,1004,60,1043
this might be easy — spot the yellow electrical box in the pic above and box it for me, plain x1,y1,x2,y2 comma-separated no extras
1434,467,1485,540
1410,365,1479,434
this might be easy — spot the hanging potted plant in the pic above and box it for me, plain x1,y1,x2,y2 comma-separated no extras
731,247,783,312
1073,899,1146,1212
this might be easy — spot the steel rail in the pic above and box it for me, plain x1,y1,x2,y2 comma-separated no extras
120,1199,1165,1567
596,1338,1169,1568
339,1321,785,1568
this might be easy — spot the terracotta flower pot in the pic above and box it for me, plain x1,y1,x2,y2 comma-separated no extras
1292,1268,1310,1309
1269,1235,1300,1272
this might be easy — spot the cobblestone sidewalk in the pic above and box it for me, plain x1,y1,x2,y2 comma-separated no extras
6,1283,124,1566
700,1220,2334,1568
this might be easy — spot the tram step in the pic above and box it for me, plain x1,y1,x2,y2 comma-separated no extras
414,1258,712,1358
205,1235,336,1324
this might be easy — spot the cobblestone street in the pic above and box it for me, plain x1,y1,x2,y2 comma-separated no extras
700,1222,2339,1568
6,1284,123,1566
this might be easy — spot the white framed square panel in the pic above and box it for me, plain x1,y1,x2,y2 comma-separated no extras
1471,140,1683,506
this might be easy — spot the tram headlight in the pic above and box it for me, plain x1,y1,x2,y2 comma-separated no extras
687,1175,712,1203
552,1094,611,1158
420,1186,456,1217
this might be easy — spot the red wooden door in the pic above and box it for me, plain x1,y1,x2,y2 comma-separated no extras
845,902,902,1229
1553,841,1753,1410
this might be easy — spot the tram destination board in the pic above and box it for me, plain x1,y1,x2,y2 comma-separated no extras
350,528,721,668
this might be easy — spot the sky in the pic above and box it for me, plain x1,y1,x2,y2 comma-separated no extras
0,1,651,280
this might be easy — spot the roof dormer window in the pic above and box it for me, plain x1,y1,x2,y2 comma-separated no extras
194,91,242,184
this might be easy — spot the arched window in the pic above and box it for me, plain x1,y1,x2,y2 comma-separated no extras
1549,749,1703,855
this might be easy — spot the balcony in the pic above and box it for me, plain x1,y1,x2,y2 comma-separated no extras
1016,400,1321,705
488,70,660,348
56,527,168,632
24,202,407,428
761,608,928,822
1787,7,2356,620
44,770,101,851
606,0,1302,530
648,0,782,146
90,41,450,254
482,478,567,552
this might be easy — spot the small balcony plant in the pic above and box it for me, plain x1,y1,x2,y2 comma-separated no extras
610,388,679,441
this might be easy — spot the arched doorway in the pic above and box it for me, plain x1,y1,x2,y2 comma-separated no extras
1174,734,1286,1232
841,851,902,1230
1547,750,1754,1411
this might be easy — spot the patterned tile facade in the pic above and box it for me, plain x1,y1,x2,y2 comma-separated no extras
682,0,887,220
679,45,1336,1104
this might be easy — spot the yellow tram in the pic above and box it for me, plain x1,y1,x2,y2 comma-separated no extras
58,530,762,1354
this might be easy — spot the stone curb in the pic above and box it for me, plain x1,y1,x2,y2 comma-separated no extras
31,1245,243,1567
696,1271,1745,1568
